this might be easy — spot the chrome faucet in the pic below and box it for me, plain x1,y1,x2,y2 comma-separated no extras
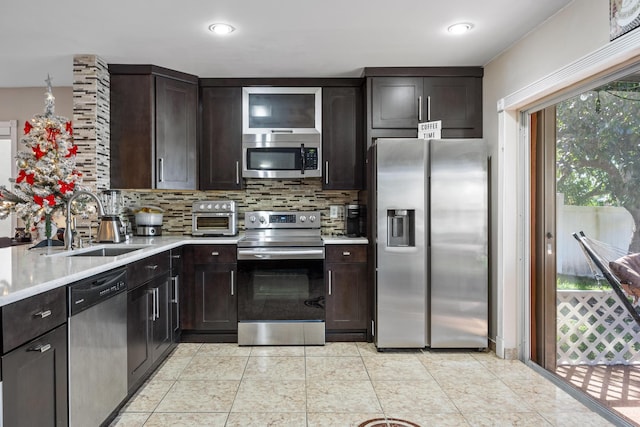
64,191,105,250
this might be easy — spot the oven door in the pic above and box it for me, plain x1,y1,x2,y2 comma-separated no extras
237,247,325,345
192,213,236,236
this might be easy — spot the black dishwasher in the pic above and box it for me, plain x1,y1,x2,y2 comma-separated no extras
68,267,127,427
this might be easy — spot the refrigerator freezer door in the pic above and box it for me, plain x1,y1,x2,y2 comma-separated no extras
375,138,428,348
429,139,488,348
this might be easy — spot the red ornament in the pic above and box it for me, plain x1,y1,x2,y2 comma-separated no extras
16,170,35,185
65,121,73,134
23,121,32,134
58,180,75,194
33,145,46,159
45,127,60,146
33,195,44,206
65,145,78,158
45,194,56,206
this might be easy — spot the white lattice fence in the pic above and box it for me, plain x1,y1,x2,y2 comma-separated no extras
557,290,640,365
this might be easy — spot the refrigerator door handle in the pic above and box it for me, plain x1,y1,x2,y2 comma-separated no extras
418,96,423,121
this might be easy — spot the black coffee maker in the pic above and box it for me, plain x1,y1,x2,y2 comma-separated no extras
345,204,365,237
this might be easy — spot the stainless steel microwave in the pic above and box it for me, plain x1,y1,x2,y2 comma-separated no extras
242,87,322,135
242,138,322,179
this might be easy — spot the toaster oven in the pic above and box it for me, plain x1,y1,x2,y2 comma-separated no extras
192,200,237,236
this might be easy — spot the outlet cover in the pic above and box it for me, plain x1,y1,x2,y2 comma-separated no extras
330,205,339,219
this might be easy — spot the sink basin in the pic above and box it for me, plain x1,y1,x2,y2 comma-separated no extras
46,245,151,257
68,247,145,257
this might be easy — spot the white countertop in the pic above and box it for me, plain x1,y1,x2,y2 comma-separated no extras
0,234,368,308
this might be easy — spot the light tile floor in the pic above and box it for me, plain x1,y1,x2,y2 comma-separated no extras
110,342,615,427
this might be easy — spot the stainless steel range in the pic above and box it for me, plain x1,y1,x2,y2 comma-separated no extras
237,211,325,346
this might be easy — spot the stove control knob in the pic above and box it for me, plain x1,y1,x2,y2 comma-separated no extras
249,215,256,223
207,204,212,209
309,215,317,222
199,204,206,210
259,216,266,224
299,215,307,223
214,203,220,210
222,203,227,210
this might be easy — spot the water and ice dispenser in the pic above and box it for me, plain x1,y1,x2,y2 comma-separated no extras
387,209,415,247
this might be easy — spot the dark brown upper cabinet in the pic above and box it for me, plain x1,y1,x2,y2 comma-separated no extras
322,85,364,190
367,67,483,140
199,86,243,190
109,65,198,190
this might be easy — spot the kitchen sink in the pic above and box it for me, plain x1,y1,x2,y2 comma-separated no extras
68,247,146,257
46,245,151,257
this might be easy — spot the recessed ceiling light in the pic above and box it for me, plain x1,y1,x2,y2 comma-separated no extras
208,23,235,35
447,23,473,35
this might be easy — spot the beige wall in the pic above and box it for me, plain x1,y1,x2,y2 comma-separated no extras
483,0,635,357
0,87,73,130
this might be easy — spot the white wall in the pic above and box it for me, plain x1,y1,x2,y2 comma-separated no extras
483,0,630,358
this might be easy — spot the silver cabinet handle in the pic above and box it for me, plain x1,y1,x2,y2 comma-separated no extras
342,251,351,256
156,287,160,319
328,269,332,296
427,95,431,121
28,343,51,353
146,264,159,270
418,95,423,121
171,254,181,259
172,276,179,303
34,310,52,319
158,158,164,183
149,288,157,321
212,251,219,256
235,161,240,185
325,161,329,185
230,270,235,296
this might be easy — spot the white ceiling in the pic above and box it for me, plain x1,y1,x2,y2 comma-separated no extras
0,0,572,87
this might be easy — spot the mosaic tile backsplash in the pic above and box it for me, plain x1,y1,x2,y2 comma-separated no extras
121,178,359,236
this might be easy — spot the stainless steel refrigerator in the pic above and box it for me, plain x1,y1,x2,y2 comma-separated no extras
371,138,488,349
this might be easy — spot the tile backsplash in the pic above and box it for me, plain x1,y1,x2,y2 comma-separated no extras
122,178,359,236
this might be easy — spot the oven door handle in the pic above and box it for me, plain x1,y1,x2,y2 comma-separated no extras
237,248,325,260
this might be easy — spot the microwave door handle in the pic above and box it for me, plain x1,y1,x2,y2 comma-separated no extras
300,146,306,175
271,130,294,133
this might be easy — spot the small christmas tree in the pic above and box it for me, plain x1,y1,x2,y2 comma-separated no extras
0,75,84,244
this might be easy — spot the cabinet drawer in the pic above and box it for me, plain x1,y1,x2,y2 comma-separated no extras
325,245,367,263
128,251,171,288
190,245,237,264
2,286,67,354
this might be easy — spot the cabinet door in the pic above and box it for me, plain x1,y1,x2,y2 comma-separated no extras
200,87,243,190
322,86,364,190
326,262,368,330
2,324,68,427
423,76,482,138
127,284,152,390
151,274,172,359
155,76,198,189
110,74,154,188
193,263,238,331
371,77,423,129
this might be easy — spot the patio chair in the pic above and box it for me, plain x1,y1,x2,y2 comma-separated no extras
572,231,640,328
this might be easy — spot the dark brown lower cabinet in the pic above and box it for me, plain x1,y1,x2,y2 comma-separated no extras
325,245,369,341
181,245,238,341
193,263,237,332
2,324,68,427
127,272,172,391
